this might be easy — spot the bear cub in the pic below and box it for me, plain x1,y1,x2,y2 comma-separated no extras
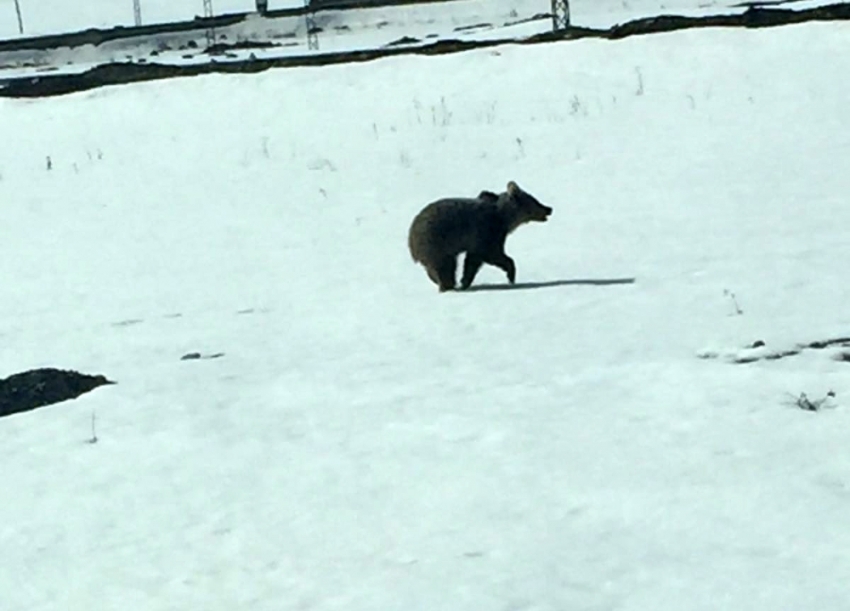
408,181,552,292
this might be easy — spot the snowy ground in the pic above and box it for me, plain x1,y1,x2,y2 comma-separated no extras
1,0,760,39
0,0,839,81
0,0,766,81
0,0,543,82
3,15,850,611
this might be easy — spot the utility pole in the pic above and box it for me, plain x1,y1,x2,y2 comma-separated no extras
133,0,142,26
304,0,319,50
14,0,24,34
551,0,570,31
203,0,216,48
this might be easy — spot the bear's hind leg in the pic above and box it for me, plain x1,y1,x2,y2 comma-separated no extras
425,265,441,287
434,255,458,292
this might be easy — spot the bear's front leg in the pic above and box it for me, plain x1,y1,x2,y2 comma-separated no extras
488,253,516,284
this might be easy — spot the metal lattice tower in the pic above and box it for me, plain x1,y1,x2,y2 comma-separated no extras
203,0,216,48
133,0,142,26
551,0,570,31
304,0,319,50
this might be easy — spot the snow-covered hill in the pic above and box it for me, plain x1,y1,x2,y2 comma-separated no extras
2,13,850,611
1,0,841,82
2,0,751,39
0,0,767,82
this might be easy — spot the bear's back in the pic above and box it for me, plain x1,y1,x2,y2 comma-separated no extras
408,198,504,263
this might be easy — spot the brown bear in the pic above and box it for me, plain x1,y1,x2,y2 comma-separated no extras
408,181,552,291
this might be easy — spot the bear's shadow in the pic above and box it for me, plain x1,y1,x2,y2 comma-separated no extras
461,277,636,292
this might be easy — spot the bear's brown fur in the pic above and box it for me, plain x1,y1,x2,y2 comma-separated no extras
408,181,552,291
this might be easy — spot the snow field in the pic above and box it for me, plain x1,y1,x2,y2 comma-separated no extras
2,20,850,610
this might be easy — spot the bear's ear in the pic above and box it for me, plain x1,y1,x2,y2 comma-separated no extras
507,181,519,195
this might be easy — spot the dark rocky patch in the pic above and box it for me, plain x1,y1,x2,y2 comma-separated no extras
732,0,798,6
0,368,115,419
806,337,850,350
180,352,225,361
386,35,421,46
733,348,799,364
708,336,850,364
453,22,491,32
205,39,278,54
